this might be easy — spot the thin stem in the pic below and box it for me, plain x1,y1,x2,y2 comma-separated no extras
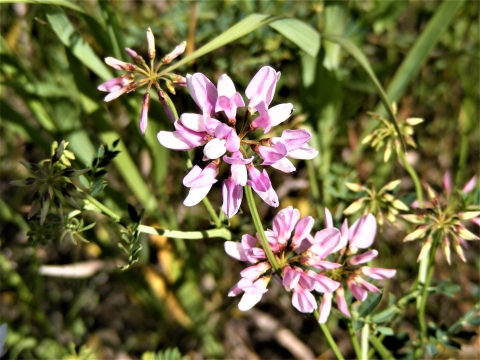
361,322,369,360
414,238,438,358
82,192,231,240
397,148,423,207
347,320,362,360
202,195,222,228
138,225,233,240
369,334,394,360
244,185,280,273
83,192,123,223
316,316,345,360
306,160,323,218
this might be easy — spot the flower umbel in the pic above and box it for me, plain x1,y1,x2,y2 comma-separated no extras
98,28,187,135
224,206,395,322
403,171,479,264
158,67,318,217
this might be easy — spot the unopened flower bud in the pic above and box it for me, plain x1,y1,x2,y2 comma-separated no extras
164,79,176,95
105,57,136,71
417,237,432,262
456,225,479,240
343,198,366,215
384,140,392,162
345,182,367,192
139,92,150,136
125,48,147,67
125,48,138,59
442,237,451,265
462,175,478,193
453,240,467,262
458,211,480,220
157,89,176,123
169,73,187,86
362,132,375,144
146,28,156,60
392,199,409,211
405,117,424,126
404,225,428,242
162,41,187,65
383,179,401,192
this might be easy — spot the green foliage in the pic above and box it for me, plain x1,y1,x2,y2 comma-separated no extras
1,0,478,359
141,347,187,360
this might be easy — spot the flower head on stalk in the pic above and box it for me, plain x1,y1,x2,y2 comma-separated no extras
402,172,479,264
158,67,318,217
343,180,409,227
224,206,395,322
98,28,187,135
362,108,423,162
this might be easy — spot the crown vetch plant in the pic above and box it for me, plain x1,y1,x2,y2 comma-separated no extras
8,15,480,360
158,67,318,217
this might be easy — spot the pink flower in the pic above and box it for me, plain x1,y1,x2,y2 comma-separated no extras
222,178,243,218
215,74,245,121
158,68,317,216
182,162,219,206
247,166,279,207
246,67,294,133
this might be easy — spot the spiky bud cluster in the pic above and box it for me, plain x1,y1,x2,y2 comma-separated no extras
97,28,187,135
343,180,409,227
362,109,423,162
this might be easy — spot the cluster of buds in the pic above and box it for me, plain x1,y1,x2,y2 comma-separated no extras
158,67,318,217
98,28,187,135
11,141,89,224
224,206,396,323
403,172,479,264
343,180,409,226
362,109,423,162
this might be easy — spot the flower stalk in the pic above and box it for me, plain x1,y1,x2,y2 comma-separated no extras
244,184,280,273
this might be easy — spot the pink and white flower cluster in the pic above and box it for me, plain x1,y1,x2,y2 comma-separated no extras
224,206,396,323
98,28,187,135
157,67,318,217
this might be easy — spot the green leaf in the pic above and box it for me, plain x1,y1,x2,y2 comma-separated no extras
163,14,283,73
372,306,398,324
358,292,382,317
468,315,480,326
44,6,112,80
0,0,85,13
381,0,465,107
269,18,320,57
426,343,438,356
322,33,406,152
376,326,394,336
98,0,126,61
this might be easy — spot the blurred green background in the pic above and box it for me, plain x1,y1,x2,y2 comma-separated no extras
0,1,478,358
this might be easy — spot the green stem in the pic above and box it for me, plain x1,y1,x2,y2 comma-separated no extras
138,225,233,240
347,320,362,360
317,318,345,360
306,160,323,218
201,195,222,228
369,334,394,360
244,185,280,273
397,148,423,207
414,239,438,358
82,193,232,240
361,322,369,360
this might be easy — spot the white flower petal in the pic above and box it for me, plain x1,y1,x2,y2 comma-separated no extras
203,138,227,159
157,131,193,150
183,185,212,206
180,113,206,132
238,293,262,311
224,241,247,261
